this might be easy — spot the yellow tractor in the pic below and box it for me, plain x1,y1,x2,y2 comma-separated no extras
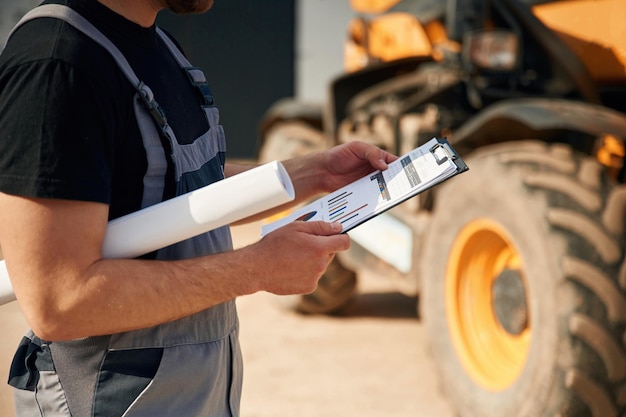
257,1,626,416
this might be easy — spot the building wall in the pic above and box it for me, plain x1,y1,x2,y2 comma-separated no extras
295,0,353,102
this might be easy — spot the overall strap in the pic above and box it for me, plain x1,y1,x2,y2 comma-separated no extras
156,27,215,108
9,4,172,208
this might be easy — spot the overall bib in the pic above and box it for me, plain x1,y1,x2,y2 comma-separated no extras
7,5,242,417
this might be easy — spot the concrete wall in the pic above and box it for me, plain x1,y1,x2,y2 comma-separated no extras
295,0,353,101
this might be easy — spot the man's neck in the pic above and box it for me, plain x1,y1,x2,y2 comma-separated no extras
97,0,163,27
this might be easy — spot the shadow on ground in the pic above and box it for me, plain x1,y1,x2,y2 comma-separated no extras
330,292,419,320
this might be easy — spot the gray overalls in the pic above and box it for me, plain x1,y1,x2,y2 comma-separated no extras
7,5,242,417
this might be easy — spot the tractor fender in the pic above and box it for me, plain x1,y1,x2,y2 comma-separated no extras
256,98,326,159
452,98,626,155
257,98,324,136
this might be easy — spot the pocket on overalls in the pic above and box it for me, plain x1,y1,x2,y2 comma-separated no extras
92,347,163,417
9,335,72,417
108,328,242,417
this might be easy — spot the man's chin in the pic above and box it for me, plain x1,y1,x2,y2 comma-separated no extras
167,0,214,14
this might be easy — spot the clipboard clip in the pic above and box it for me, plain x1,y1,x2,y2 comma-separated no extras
430,142,457,165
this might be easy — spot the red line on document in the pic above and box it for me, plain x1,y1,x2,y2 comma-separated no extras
335,204,368,223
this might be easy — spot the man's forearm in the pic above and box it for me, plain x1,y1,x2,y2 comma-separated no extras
17,248,261,341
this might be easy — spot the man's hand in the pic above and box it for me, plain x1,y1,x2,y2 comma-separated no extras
316,141,398,193
241,221,349,295
276,141,398,203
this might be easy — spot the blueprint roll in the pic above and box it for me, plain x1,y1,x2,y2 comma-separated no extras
0,161,295,306
0,266,13,306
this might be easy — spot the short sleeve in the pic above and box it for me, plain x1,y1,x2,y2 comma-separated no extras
0,57,116,203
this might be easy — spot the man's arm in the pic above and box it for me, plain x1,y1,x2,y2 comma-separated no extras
1,141,394,341
0,193,348,341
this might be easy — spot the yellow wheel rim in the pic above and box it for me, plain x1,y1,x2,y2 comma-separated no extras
445,218,531,391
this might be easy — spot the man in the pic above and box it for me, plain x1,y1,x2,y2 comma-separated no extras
0,0,395,416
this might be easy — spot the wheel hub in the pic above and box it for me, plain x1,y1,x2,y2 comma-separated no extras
492,268,528,335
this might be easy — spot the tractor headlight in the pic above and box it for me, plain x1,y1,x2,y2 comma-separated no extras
463,30,519,72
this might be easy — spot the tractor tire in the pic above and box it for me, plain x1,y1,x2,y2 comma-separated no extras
257,120,326,164
421,141,626,417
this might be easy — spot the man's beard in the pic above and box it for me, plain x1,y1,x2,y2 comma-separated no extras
165,0,214,14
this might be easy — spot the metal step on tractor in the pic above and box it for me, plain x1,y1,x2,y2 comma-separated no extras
256,0,626,416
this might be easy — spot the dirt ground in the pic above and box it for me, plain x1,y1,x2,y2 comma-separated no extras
0,222,456,417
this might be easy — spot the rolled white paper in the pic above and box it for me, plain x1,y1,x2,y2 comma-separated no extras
0,265,13,306
0,161,294,306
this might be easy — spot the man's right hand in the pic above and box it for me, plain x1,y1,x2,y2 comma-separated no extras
239,220,350,296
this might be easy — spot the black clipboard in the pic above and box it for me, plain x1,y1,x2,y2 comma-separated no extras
340,137,468,233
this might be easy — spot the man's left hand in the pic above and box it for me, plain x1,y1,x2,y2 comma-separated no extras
317,141,398,193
